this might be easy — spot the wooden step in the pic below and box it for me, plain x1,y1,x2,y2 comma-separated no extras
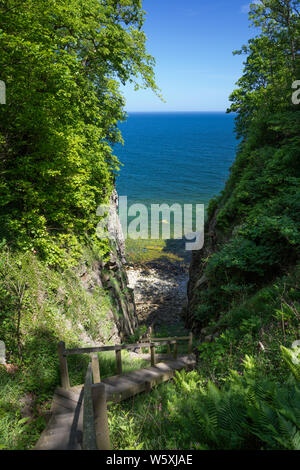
35,387,84,450
35,355,195,450
94,355,196,404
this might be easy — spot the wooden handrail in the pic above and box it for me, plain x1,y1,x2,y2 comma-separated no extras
64,342,152,355
82,363,97,450
58,332,193,390
64,340,184,356
151,336,190,341
82,362,111,450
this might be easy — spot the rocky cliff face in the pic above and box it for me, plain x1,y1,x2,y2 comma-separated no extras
78,189,138,344
185,212,217,333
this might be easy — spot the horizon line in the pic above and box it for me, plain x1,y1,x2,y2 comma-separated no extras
125,110,231,113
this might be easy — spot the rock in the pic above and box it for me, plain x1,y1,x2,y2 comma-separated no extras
77,263,88,277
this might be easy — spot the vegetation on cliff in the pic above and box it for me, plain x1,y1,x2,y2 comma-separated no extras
0,0,157,449
110,0,300,450
188,0,300,329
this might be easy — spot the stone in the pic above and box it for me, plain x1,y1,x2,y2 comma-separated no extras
0,341,6,365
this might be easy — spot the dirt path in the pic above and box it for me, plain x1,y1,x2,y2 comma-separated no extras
126,260,190,331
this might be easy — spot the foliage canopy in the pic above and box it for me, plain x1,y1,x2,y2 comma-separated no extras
0,0,159,265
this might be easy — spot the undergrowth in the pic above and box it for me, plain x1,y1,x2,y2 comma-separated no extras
108,345,300,450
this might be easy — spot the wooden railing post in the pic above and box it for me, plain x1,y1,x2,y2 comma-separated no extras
91,353,101,383
92,383,111,450
58,341,70,390
116,347,122,375
167,341,171,355
173,340,178,360
188,332,193,354
150,343,156,367
83,363,97,450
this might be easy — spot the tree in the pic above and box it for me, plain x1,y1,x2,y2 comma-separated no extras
228,0,300,139
0,0,160,265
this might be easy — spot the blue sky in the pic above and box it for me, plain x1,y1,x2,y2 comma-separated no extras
121,0,258,112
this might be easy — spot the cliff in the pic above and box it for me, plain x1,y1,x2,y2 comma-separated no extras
185,109,300,343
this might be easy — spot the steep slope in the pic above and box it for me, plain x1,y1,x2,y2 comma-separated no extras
186,1,300,348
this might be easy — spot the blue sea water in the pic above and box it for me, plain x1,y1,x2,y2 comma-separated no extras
115,112,238,210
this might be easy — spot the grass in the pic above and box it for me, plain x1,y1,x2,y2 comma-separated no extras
0,369,49,450
125,238,191,267
108,344,300,451
107,266,300,450
0,349,151,450
0,244,153,450
69,350,150,386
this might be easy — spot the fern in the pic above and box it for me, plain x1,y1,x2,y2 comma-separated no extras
169,346,300,449
280,346,300,381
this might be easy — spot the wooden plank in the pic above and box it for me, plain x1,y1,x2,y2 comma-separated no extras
58,342,70,390
55,386,82,403
51,394,78,413
82,363,97,450
188,332,193,354
64,340,183,357
36,356,195,450
101,357,196,403
65,342,152,355
173,341,178,360
91,354,101,383
35,387,84,450
153,337,190,341
91,384,111,450
150,344,156,367
115,348,122,375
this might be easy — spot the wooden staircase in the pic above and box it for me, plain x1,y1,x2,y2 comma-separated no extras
35,335,195,450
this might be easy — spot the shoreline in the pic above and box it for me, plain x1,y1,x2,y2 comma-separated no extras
125,239,191,332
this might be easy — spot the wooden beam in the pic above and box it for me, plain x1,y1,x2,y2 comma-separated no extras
151,336,190,341
149,326,153,340
173,341,178,360
188,332,193,354
58,342,70,390
92,384,111,450
116,348,122,375
91,353,101,384
65,342,152,356
82,364,97,450
150,344,156,367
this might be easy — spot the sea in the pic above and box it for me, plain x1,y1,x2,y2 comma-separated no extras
114,112,238,212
